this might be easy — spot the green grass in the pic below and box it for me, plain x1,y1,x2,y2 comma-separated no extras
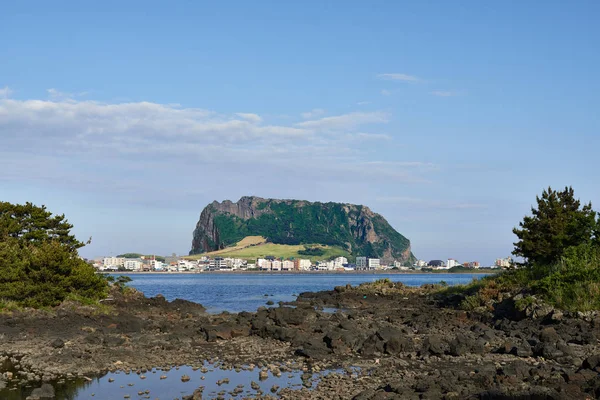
187,242,351,262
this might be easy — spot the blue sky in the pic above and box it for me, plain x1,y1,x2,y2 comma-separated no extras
1,1,599,264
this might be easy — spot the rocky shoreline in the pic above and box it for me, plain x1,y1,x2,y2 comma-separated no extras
1,282,600,399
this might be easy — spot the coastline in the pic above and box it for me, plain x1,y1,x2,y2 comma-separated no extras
1,280,597,399
103,269,497,275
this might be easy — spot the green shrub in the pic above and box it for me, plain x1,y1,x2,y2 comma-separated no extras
0,239,108,308
529,244,600,311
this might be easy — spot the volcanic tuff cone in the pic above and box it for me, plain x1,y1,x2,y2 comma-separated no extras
190,196,415,264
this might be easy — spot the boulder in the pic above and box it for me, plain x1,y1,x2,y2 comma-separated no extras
539,327,560,343
421,335,448,356
29,383,55,399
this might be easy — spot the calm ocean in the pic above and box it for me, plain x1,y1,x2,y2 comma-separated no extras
124,273,491,313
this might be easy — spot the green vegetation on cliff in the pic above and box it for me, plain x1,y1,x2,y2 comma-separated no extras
0,201,108,308
191,197,415,262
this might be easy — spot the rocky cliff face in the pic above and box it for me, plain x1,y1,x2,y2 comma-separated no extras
190,196,415,263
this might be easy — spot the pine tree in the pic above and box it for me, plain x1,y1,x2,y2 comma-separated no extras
513,186,597,267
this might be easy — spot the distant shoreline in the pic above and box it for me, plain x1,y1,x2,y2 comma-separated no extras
103,269,497,275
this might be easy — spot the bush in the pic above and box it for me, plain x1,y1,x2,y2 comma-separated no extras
530,244,600,311
298,246,325,256
0,239,108,308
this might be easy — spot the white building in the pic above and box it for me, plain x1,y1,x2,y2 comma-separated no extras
282,260,294,270
447,259,458,269
368,258,380,270
495,257,512,269
153,261,164,271
257,259,272,270
300,259,312,270
415,260,427,268
103,257,125,269
393,261,410,270
333,256,348,267
123,259,143,271
271,260,282,271
294,259,311,270
222,258,245,270
177,259,197,271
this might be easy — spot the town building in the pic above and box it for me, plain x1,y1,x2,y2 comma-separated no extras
427,260,444,268
447,258,458,269
356,256,367,270
209,257,227,270
393,261,410,270
103,257,125,269
271,260,282,271
294,259,311,271
333,256,348,268
495,257,512,269
123,259,143,271
464,261,480,269
177,259,197,271
368,258,380,270
282,260,294,270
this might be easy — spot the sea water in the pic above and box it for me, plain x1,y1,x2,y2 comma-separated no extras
124,272,491,313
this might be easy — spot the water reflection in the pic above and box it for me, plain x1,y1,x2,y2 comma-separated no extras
1,362,357,399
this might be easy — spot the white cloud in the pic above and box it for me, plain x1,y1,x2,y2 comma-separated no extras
356,101,371,105
47,88,88,100
301,108,326,119
296,111,389,130
346,132,391,141
363,161,437,168
0,99,396,159
377,73,421,83
0,86,13,98
431,91,456,97
235,113,262,123
0,95,441,209
381,89,392,96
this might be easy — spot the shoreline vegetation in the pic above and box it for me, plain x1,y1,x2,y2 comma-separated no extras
2,186,600,398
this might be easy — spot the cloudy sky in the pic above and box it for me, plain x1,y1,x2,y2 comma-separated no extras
1,1,598,264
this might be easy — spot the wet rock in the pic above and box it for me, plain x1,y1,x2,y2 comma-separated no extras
201,323,250,341
295,338,331,359
28,383,55,399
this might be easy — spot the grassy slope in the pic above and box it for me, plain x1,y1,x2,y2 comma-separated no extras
186,237,351,263
194,236,267,257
